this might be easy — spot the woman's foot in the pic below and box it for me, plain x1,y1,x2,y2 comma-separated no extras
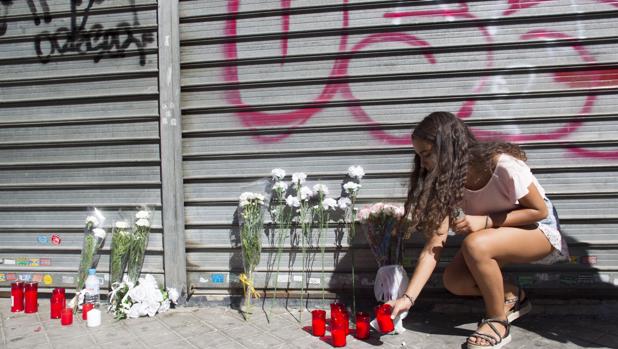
467,318,511,348
504,287,531,322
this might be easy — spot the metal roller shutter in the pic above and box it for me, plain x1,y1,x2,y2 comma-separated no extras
0,0,162,293
180,0,618,300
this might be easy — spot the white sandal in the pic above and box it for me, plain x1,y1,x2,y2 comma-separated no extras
467,318,511,349
505,287,531,322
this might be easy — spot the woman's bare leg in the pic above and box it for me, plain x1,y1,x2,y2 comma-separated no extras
461,227,553,346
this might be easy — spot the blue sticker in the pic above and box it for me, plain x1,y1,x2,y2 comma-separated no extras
37,235,49,244
211,273,225,284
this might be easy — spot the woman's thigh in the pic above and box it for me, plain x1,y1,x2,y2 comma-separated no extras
462,226,554,264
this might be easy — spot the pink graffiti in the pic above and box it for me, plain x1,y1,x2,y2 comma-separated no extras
224,0,618,158
503,0,552,16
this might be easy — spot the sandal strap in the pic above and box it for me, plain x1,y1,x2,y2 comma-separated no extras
469,331,499,345
480,318,511,340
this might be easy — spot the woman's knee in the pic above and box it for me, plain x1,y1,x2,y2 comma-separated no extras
461,231,492,261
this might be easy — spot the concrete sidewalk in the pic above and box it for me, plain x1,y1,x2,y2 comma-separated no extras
1,298,617,349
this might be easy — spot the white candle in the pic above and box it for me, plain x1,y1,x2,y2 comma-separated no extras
87,309,101,327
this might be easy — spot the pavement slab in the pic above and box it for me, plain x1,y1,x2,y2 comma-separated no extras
1,298,617,349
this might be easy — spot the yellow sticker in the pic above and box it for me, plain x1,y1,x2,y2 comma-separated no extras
43,274,53,285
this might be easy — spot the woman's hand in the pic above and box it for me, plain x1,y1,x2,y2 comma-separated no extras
387,294,414,320
453,214,490,235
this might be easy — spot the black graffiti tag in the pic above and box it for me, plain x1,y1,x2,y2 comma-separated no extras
27,0,51,26
0,0,12,37
34,0,154,66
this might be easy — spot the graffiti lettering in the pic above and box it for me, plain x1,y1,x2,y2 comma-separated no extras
27,0,51,25
0,0,12,36
34,0,153,66
224,0,618,159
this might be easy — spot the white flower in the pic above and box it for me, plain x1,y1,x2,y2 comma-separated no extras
299,186,313,201
167,288,179,304
145,301,160,317
291,172,307,185
323,197,338,210
348,165,365,180
271,168,286,181
135,218,150,228
136,210,151,219
128,284,147,303
158,299,171,313
127,303,143,318
285,195,300,208
239,192,264,207
115,221,129,229
343,181,362,194
338,197,351,209
85,216,99,227
272,181,288,193
93,228,106,239
312,184,329,196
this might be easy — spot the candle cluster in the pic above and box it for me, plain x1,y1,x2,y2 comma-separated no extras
10,281,101,328
310,302,377,347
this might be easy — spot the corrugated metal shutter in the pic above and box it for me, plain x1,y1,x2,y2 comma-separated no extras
179,0,618,299
0,0,162,292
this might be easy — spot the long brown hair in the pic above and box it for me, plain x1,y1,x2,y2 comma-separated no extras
401,111,526,239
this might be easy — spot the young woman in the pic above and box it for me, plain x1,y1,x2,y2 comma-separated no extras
388,111,569,349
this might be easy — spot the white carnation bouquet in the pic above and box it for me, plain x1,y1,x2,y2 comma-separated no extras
108,274,179,320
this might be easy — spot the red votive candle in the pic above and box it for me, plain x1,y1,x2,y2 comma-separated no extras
60,308,73,326
330,302,345,317
375,304,394,333
50,288,66,319
311,309,326,337
82,303,94,320
24,282,38,313
331,314,347,347
10,281,24,312
355,312,370,340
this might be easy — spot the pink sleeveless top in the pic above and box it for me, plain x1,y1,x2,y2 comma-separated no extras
462,154,545,215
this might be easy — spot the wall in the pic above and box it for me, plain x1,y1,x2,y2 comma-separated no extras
179,0,618,299
0,0,162,292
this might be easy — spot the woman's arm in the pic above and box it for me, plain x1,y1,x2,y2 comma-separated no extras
388,217,449,318
487,183,548,228
454,183,548,233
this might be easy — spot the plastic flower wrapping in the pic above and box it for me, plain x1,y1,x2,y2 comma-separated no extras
128,207,153,284
72,208,107,310
238,192,265,313
110,220,132,286
107,274,178,320
356,202,407,268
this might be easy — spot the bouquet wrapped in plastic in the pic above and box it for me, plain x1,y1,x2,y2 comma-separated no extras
127,208,152,284
357,202,409,333
110,219,132,286
71,208,107,310
108,274,179,320
238,192,265,314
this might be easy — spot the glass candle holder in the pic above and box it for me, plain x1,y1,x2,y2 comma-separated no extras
82,303,94,320
355,311,370,340
50,295,62,319
10,281,24,312
330,302,346,317
331,314,347,347
311,309,326,337
24,282,39,314
61,308,73,326
375,304,394,334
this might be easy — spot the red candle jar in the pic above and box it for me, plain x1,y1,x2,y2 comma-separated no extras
330,302,345,317
311,309,326,337
61,308,73,326
10,281,24,312
24,282,38,313
355,311,370,340
331,314,347,347
375,304,394,333
82,303,94,320
50,288,66,319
